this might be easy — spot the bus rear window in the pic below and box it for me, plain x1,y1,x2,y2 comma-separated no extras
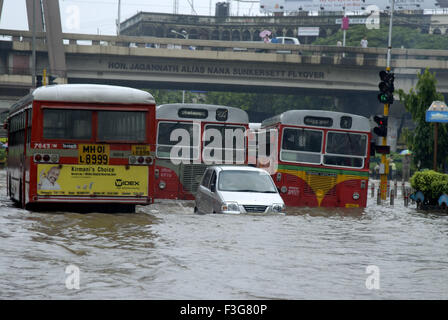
43,109,92,140
98,111,146,142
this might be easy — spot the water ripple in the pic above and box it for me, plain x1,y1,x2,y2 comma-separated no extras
0,170,447,299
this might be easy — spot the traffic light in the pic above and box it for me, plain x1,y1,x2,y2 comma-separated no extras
378,70,394,105
375,145,391,154
49,75,57,85
373,115,388,137
36,75,43,87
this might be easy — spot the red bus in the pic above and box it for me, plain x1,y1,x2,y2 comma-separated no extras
259,110,372,208
155,103,249,200
5,84,156,212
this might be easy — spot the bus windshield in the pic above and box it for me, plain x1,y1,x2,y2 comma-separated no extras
157,121,200,160
325,132,367,156
323,131,367,168
203,124,246,163
280,127,322,164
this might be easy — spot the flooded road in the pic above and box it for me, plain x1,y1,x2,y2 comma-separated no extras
0,169,447,299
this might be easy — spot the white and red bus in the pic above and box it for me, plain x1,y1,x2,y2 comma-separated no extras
5,84,156,212
155,103,249,200
260,110,372,208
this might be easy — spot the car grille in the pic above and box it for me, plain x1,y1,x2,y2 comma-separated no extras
243,205,268,213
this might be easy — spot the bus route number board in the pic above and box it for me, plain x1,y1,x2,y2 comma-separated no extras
79,144,110,165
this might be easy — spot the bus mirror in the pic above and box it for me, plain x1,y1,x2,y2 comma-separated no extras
3,122,7,130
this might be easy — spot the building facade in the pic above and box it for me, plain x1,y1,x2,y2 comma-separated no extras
119,11,434,43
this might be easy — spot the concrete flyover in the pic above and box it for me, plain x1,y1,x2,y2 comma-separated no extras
2,29,448,98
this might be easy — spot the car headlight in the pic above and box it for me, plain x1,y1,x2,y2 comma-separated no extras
221,202,240,213
272,203,285,213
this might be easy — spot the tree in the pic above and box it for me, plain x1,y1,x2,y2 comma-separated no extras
397,68,448,171
313,25,448,50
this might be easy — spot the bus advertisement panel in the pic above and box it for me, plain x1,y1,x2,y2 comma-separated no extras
36,164,148,197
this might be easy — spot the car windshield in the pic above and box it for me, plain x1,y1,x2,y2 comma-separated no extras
218,170,277,193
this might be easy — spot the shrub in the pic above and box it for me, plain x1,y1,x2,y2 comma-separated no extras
410,170,448,200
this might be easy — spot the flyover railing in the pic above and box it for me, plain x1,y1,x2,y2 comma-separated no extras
2,28,448,69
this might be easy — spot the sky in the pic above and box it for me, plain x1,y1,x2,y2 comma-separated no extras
0,0,260,35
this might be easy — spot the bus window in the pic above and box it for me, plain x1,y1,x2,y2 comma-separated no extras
98,111,146,142
324,132,367,168
156,122,200,160
43,109,92,140
203,124,246,163
280,127,322,164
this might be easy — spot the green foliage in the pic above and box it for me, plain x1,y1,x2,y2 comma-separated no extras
148,89,337,117
313,25,448,49
430,180,448,200
410,170,448,199
397,68,448,170
0,148,5,164
205,92,336,115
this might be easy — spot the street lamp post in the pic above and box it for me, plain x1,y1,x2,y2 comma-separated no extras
171,30,188,103
117,0,121,36
170,29,188,39
32,0,36,88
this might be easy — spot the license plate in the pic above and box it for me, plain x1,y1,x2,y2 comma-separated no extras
131,145,150,156
79,144,109,165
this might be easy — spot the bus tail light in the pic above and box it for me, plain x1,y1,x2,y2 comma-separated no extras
361,180,366,189
129,155,154,165
145,156,153,165
34,153,59,163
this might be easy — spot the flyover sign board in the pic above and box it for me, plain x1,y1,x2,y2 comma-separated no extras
260,0,448,12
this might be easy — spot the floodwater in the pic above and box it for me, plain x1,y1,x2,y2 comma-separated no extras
0,169,447,300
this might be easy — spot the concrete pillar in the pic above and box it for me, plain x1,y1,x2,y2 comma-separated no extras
41,0,67,78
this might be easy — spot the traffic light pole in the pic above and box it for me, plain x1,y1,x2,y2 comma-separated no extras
380,0,395,201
